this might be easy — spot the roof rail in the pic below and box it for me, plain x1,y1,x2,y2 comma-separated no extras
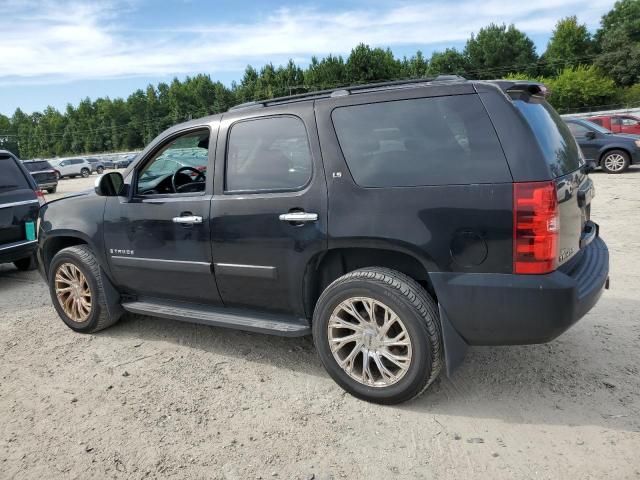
227,75,467,112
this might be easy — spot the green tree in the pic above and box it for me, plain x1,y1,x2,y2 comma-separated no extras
345,44,402,83
465,23,538,78
427,48,469,76
545,66,618,112
595,0,640,86
542,16,594,75
304,54,347,90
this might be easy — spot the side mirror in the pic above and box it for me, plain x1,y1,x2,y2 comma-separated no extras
95,172,125,196
585,131,596,140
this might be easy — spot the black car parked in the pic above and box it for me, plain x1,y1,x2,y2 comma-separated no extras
37,78,609,404
565,118,640,174
1,151,43,271
22,159,59,193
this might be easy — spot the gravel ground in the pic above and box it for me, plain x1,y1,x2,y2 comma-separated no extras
1,170,639,479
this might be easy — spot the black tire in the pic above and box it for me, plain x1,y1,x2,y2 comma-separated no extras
48,245,121,333
313,267,442,405
13,254,37,271
47,186,57,194
80,168,90,178
96,166,104,174
55,172,61,180
601,149,630,174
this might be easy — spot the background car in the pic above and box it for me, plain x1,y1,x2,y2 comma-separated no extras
22,160,59,193
0,150,43,271
115,153,137,169
588,114,640,135
49,158,93,179
565,118,640,173
85,157,105,174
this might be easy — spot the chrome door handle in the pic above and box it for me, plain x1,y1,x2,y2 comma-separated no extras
172,215,203,224
279,212,318,223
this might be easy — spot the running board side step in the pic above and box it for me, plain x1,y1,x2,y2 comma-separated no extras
122,299,311,337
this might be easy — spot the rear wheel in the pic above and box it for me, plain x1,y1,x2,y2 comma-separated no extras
601,150,630,174
47,186,57,194
80,168,90,178
313,267,442,404
48,245,121,333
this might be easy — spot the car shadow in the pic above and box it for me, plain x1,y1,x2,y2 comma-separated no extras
99,295,640,432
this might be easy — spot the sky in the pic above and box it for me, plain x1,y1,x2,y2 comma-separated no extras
0,0,616,116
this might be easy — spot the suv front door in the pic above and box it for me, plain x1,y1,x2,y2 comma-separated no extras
104,125,222,305
211,104,327,316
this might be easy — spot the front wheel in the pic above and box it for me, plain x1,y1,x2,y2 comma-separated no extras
96,166,104,174
48,245,121,333
601,150,630,174
80,168,90,178
47,186,57,194
313,267,442,404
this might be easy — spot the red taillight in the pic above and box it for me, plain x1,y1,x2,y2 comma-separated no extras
36,189,46,206
513,181,559,274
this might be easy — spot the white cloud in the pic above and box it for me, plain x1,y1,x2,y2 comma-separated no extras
0,0,614,85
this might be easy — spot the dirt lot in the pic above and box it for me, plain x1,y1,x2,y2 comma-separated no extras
1,171,639,479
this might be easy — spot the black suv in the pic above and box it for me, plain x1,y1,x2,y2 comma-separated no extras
37,79,609,404
1,151,43,271
22,159,59,193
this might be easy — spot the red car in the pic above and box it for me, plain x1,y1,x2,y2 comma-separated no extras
588,114,640,135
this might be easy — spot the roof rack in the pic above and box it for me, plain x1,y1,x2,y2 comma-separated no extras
228,75,466,111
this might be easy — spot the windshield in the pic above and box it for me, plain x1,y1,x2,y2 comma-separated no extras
578,119,613,134
513,97,582,177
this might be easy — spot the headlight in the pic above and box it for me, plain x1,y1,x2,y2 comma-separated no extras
635,140,640,148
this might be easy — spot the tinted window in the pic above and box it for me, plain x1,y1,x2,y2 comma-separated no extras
622,117,639,126
23,161,52,172
331,95,510,187
513,99,581,177
226,116,312,192
590,118,603,126
0,156,30,191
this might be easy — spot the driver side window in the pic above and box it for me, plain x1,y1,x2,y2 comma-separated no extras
137,129,209,195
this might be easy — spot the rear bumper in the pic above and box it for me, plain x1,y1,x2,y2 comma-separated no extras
0,239,37,264
431,236,609,345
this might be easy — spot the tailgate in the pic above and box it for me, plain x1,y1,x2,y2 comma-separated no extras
555,169,594,267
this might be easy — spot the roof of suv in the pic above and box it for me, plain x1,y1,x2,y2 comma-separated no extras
227,77,546,113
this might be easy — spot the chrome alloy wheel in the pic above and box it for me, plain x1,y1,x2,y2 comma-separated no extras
327,297,412,387
55,263,92,322
604,153,626,172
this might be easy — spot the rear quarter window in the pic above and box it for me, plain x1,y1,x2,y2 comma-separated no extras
0,156,31,191
513,98,581,177
331,94,511,187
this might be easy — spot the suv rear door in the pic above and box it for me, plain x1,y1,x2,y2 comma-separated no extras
0,154,39,250
512,96,594,268
211,103,327,316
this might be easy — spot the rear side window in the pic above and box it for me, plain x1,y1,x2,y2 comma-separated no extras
331,95,510,187
23,161,52,172
513,98,581,177
226,116,312,192
0,156,30,191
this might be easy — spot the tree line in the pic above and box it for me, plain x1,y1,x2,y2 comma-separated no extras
1,0,639,159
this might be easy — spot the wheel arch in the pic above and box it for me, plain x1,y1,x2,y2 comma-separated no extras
598,146,631,165
40,231,94,278
303,246,437,319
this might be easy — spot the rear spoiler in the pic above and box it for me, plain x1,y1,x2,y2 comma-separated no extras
484,80,549,97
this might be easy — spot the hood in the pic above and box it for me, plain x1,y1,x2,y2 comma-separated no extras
613,133,640,140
